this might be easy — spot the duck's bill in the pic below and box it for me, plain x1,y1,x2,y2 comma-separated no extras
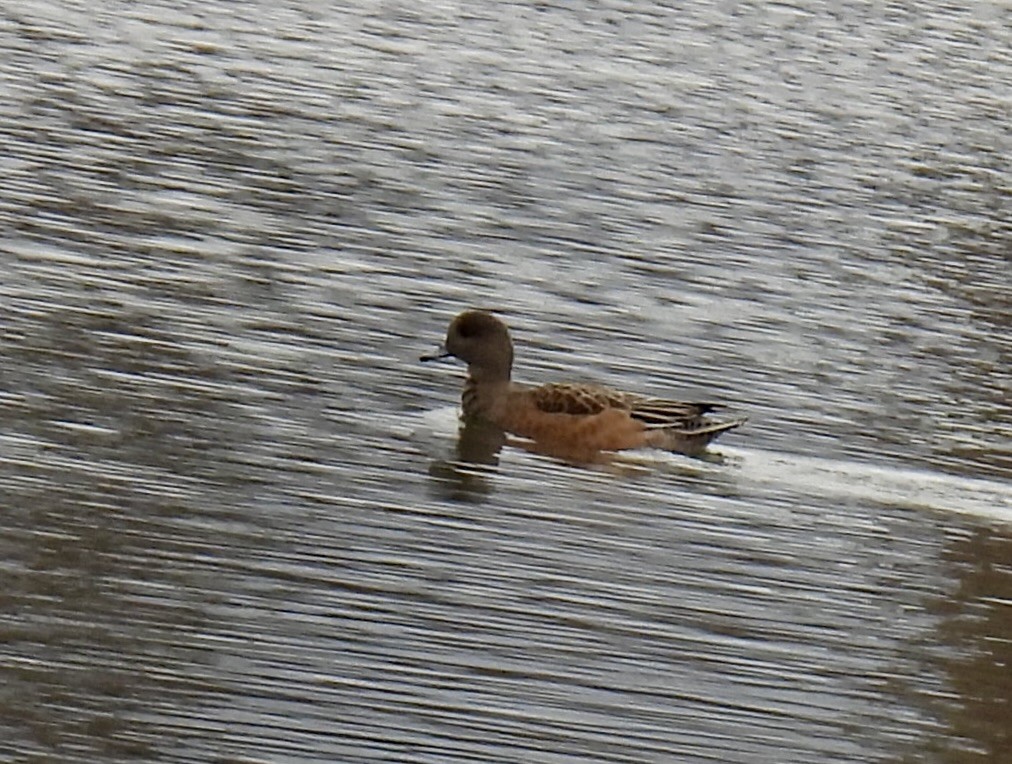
420,346,452,362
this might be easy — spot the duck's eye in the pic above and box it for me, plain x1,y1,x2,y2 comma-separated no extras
456,321,477,338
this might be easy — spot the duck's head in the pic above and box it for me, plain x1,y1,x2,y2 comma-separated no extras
422,310,514,381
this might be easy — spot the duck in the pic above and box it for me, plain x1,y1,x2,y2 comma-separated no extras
422,310,745,459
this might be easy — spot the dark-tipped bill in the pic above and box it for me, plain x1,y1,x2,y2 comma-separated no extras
420,346,452,362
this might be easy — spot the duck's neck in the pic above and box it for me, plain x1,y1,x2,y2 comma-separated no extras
462,366,511,420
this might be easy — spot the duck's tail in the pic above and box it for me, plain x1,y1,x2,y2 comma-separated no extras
643,416,748,456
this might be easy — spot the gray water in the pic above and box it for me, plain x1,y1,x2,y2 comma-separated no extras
1,1,1010,762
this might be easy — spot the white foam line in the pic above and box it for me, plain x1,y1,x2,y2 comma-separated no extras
718,445,1012,523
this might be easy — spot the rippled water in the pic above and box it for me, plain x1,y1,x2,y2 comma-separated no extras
2,1,1010,762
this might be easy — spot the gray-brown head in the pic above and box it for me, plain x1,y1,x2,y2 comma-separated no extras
421,310,514,381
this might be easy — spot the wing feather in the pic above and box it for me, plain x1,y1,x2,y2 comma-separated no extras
530,384,727,430
529,383,631,415
629,399,723,429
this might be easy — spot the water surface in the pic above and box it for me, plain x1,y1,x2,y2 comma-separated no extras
1,1,1010,762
